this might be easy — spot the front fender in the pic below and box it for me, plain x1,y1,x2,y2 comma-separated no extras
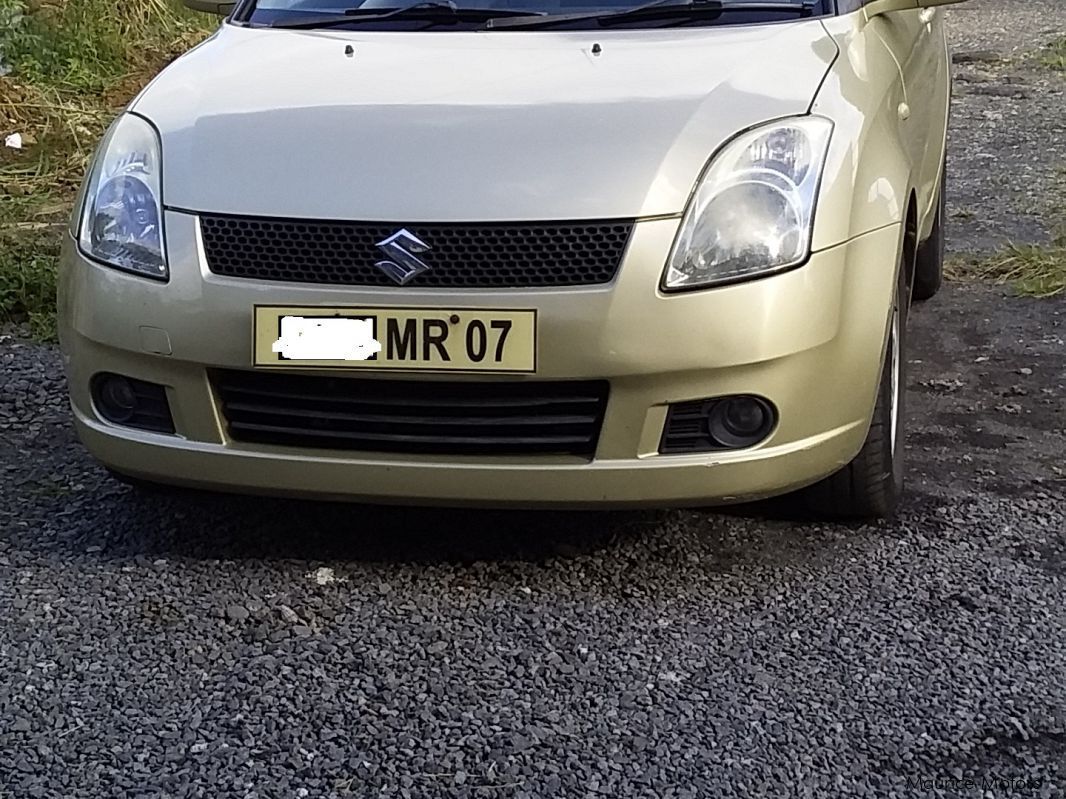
810,14,914,252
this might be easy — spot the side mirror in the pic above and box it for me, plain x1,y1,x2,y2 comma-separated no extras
865,0,967,20
183,0,236,14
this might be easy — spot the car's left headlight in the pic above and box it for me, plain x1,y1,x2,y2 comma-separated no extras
78,113,167,280
663,116,833,291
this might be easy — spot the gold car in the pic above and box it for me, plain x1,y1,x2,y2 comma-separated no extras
58,0,964,517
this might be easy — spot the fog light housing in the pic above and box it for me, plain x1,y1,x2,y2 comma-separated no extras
91,373,175,433
660,395,776,454
96,375,137,423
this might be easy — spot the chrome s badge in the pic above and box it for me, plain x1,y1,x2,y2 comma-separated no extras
374,229,432,285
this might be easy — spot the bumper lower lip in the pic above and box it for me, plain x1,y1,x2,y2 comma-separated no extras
58,213,903,506
72,405,866,508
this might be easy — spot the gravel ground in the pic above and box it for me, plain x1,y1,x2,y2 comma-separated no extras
947,0,1066,251
2,4,1065,798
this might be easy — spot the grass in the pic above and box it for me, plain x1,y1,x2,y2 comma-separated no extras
947,243,1066,299
945,165,1066,298
1039,38,1066,72
0,229,59,338
0,0,213,338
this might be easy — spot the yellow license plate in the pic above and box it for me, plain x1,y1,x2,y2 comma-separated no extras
253,306,537,373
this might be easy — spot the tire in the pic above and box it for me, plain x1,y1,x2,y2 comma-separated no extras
800,258,909,520
913,163,946,301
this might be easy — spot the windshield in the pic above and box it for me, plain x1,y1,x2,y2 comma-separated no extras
238,0,832,30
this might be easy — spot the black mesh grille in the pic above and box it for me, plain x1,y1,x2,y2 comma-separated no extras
660,400,721,454
199,215,633,288
214,370,609,457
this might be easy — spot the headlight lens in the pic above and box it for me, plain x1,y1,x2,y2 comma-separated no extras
78,114,167,280
663,116,833,291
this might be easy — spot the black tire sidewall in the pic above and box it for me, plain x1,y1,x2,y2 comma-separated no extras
883,263,909,495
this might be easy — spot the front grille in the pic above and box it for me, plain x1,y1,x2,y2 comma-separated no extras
200,215,633,288
214,370,609,457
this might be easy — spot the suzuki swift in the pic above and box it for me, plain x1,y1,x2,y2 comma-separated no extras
58,0,963,518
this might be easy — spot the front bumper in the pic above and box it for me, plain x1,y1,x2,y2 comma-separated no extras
58,213,901,507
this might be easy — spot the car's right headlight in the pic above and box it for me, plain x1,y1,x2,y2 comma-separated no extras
77,113,168,280
663,116,834,291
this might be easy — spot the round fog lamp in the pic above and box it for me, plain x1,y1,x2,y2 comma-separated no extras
708,396,775,449
723,398,768,436
97,375,138,423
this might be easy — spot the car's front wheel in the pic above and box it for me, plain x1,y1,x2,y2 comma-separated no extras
800,257,909,519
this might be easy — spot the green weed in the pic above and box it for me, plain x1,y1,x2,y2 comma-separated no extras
1039,38,1066,71
0,228,60,339
1,0,210,92
948,243,1066,299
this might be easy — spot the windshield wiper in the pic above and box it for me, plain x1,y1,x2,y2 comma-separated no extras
266,1,543,28
484,0,816,30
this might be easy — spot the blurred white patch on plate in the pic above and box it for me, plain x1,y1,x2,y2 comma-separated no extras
272,315,381,361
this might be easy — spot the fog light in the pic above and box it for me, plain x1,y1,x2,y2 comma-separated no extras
709,396,775,448
660,394,777,454
90,373,175,433
97,375,137,423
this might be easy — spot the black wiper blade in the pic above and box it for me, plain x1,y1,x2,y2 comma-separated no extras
485,0,815,30
267,1,542,28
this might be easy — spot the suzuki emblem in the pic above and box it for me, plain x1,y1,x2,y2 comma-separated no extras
374,229,432,285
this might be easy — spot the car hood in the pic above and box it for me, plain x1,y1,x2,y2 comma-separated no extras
134,22,837,222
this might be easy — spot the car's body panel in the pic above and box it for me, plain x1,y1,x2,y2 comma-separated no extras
133,23,838,221
809,8,949,252
59,4,957,507
59,222,902,506
894,8,952,238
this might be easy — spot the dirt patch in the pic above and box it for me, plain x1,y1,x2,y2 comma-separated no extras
906,283,1065,504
